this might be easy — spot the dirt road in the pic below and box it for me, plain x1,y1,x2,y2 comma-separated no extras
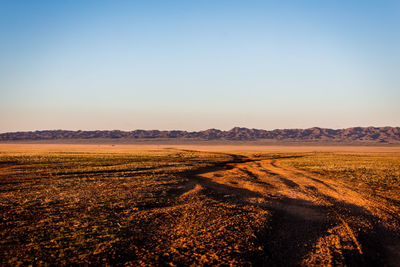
179,155,400,266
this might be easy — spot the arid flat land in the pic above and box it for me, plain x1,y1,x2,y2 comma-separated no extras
1,144,400,265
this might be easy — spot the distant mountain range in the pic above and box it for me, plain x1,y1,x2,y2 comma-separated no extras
1,127,400,143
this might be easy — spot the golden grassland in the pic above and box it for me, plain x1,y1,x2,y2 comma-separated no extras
1,144,399,265
281,152,400,188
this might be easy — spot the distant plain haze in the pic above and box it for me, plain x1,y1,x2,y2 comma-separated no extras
1,1,399,132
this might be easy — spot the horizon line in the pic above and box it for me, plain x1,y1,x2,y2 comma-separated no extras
1,125,399,135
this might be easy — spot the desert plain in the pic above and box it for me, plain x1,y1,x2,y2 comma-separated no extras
1,144,400,266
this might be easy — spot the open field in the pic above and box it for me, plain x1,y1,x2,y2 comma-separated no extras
1,144,400,265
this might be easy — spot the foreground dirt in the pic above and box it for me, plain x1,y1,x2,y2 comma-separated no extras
1,147,400,266
176,155,400,266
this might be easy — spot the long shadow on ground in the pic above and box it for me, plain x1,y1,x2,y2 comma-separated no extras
178,156,400,266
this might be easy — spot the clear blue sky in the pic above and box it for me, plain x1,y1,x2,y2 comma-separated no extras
1,0,399,131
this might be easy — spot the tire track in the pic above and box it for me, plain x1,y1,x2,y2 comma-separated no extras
178,155,400,265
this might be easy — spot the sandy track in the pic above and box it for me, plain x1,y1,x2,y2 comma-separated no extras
182,156,400,266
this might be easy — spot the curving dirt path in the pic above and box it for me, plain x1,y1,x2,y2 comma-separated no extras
180,156,400,266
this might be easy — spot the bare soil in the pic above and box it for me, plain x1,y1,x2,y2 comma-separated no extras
177,153,400,266
1,144,400,265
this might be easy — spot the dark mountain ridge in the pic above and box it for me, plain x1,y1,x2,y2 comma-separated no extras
1,127,400,143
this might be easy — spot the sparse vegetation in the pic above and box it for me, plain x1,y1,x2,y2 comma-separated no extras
0,148,269,265
1,145,400,265
280,152,400,189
